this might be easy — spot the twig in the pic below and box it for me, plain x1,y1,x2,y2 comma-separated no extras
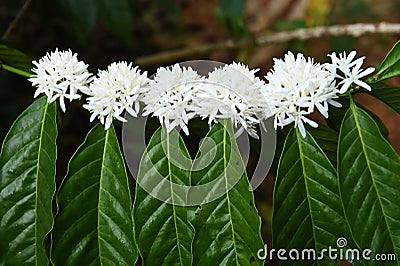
2,0,33,41
135,22,400,67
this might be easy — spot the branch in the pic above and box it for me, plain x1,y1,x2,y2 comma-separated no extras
2,0,33,41
135,22,400,67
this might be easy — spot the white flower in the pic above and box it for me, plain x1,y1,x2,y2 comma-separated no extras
327,50,375,93
261,52,340,138
83,61,149,130
217,62,269,117
191,62,265,138
29,49,92,112
141,64,203,135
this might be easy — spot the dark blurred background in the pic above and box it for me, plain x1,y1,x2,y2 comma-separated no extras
1,0,400,260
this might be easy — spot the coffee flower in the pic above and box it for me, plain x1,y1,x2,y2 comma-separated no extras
142,64,204,135
327,50,375,93
83,61,149,130
191,62,265,138
262,52,340,137
29,49,92,112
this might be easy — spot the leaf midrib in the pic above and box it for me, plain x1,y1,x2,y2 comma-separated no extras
34,100,49,265
295,129,319,255
98,128,109,265
166,130,185,266
97,128,130,266
223,121,239,266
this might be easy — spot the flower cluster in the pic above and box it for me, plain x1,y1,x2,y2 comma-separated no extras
83,62,148,130
141,64,203,135
192,62,266,138
261,51,374,137
29,49,374,137
327,50,375,93
30,49,92,112
261,52,340,137
141,63,265,137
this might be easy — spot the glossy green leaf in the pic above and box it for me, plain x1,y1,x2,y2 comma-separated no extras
270,128,288,177
369,82,400,115
374,40,400,81
327,95,350,131
133,127,194,265
0,97,57,265
307,124,339,165
327,94,389,138
0,43,32,73
361,106,389,140
273,128,354,265
51,124,136,265
338,96,400,263
190,121,264,265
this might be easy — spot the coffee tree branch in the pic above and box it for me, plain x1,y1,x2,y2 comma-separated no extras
135,22,400,67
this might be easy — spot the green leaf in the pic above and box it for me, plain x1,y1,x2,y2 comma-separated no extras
327,95,350,131
361,106,389,140
270,128,288,177
374,40,400,81
273,128,354,265
327,94,389,139
0,97,57,265
369,82,400,115
97,0,133,43
338,96,400,263
51,124,136,265
133,127,194,265
0,43,32,73
60,0,97,34
307,124,339,165
189,121,264,265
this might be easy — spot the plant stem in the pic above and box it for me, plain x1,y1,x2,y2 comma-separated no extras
1,64,32,78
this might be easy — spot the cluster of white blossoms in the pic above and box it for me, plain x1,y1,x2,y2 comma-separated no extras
141,62,266,137
327,50,375,94
83,62,148,130
192,62,267,138
262,51,374,137
262,52,339,137
141,64,203,135
29,49,374,137
30,49,92,112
